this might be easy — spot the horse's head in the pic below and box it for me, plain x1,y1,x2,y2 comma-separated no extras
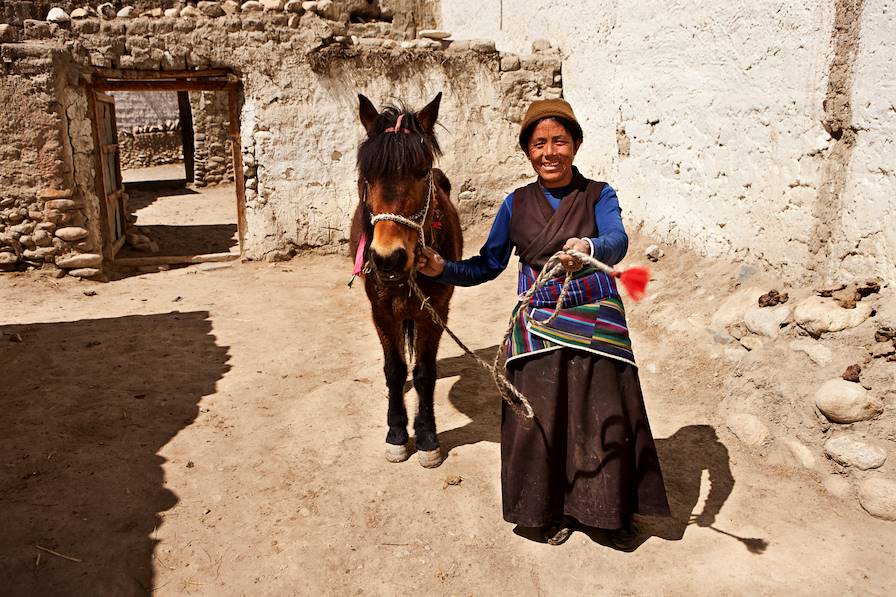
357,92,442,285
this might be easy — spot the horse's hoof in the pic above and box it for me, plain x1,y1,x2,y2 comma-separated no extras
385,443,410,463
417,448,443,468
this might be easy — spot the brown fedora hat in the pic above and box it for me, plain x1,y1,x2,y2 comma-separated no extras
519,99,583,150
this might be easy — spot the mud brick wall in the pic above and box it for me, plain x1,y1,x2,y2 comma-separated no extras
0,0,550,272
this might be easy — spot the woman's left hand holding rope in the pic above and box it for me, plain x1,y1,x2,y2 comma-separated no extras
559,237,590,271
416,246,445,277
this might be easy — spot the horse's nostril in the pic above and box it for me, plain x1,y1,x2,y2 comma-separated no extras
373,248,408,273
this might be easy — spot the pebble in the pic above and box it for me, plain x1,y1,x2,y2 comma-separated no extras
871,341,895,359
419,29,452,40
644,244,664,261
824,435,887,470
55,226,89,242
117,6,134,18
725,413,769,447
68,267,101,278
814,379,883,423
783,438,816,469
196,1,226,17
261,0,286,10
180,5,201,17
499,54,521,72
56,252,102,269
46,8,70,23
532,38,552,51
743,304,791,338
789,339,833,366
794,296,873,337
242,1,264,12
285,0,305,13
841,364,861,383
164,7,181,17
71,8,89,19
739,336,763,351
858,477,896,521
823,475,852,499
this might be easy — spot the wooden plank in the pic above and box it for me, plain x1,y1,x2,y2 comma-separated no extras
111,235,126,257
228,88,247,256
94,80,236,93
91,67,233,81
88,89,114,262
114,252,241,267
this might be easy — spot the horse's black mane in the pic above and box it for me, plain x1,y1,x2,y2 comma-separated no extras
357,105,442,182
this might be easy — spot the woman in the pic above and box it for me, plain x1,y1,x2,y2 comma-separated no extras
416,99,670,548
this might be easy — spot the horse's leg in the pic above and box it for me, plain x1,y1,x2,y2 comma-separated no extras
412,317,444,468
372,310,410,462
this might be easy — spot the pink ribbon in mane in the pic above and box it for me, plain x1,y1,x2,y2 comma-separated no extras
385,113,409,134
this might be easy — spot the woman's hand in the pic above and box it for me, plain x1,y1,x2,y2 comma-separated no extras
559,237,590,271
415,247,445,277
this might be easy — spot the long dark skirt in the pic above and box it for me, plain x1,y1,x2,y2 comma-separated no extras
502,347,670,529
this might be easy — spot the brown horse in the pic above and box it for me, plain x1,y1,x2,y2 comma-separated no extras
349,93,463,468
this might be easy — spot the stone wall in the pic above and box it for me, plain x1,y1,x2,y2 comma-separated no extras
0,0,550,271
189,90,233,187
441,0,896,286
119,125,184,169
0,44,100,273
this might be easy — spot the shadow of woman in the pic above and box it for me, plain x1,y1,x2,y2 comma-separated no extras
581,424,766,553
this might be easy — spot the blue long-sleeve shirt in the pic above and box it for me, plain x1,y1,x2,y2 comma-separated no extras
438,183,628,287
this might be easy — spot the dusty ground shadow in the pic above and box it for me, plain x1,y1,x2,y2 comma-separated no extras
118,163,239,259
570,425,757,552
397,346,503,454
0,312,230,596
427,350,745,553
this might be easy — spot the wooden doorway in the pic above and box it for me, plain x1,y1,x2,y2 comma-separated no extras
89,69,246,269
92,91,127,257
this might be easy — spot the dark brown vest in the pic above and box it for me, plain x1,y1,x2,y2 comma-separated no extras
509,170,606,269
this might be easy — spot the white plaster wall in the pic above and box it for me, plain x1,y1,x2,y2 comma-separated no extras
442,1,895,284
840,1,896,284
240,52,542,256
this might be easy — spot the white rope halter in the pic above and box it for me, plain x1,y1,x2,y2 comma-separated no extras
366,172,434,250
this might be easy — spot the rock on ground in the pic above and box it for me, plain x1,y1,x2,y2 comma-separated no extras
725,413,770,447
794,296,873,337
784,438,816,469
814,379,883,424
790,339,833,366
858,478,896,521
824,435,887,470
743,304,791,338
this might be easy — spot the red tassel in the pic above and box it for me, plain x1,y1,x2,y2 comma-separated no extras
615,266,651,301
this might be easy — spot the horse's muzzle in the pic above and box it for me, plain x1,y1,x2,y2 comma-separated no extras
370,247,410,286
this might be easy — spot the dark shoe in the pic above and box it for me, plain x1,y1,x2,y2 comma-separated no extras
608,522,641,551
543,516,576,546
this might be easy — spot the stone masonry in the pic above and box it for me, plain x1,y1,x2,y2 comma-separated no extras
0,0,553,274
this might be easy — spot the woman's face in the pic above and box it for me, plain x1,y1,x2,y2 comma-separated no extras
526,118,580,188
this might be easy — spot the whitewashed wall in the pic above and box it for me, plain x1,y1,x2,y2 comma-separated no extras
442,1,895,284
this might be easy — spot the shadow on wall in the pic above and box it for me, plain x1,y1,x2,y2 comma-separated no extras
0,312,230,595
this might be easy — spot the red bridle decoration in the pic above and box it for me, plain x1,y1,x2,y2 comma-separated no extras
385,114,410,134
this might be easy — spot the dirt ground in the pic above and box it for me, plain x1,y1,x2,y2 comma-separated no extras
119,164,239,258
1,228,895,596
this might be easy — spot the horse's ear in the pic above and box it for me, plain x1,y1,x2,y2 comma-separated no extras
358,94,379,135
416,92,442,133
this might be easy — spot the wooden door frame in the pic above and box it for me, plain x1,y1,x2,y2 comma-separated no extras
88,69,247,267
